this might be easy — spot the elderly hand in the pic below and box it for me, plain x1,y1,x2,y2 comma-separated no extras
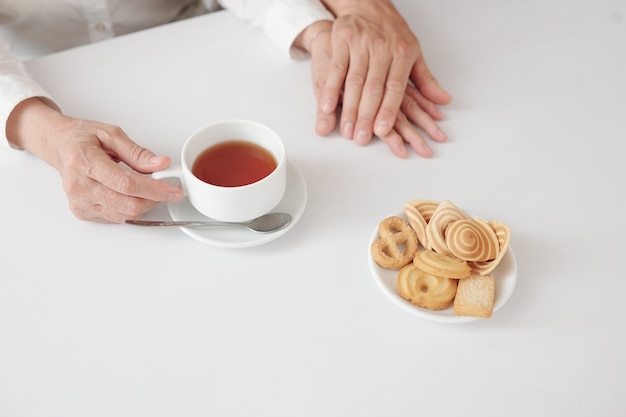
315,0,451,155
306,22,449,158
6,98,183,223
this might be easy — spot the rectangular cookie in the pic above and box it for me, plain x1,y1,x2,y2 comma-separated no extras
453,274,496,318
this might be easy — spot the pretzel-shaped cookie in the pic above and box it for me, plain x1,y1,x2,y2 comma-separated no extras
371,216,418,269
397,263,458,310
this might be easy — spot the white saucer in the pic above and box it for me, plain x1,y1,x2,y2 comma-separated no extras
167,161,307,248
368,208,518,323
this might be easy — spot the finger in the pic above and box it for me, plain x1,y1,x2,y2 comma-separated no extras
316,105,338,136
394,111,433,158
89,126,183,201
378,129,408,158
411,57,452,105
405,84,445,121
64,174,161,223
86,152,182,203
319,33,350,116
401,94,447,143
96,125,171,174
353,44,393,146
71,196,161,223
373,48,416,138
340,48,370,141
310,35,338,135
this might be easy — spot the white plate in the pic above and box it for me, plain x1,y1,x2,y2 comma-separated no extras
168,160,307,248
368,208,517,323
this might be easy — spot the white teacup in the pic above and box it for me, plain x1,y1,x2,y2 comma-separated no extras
153,120,286,222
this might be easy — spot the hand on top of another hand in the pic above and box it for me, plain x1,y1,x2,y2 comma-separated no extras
6,98,183,223
310,0,452,157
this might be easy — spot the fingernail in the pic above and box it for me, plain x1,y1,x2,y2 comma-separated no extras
355,130,370,145
149,155,163,165
436,128,447,141
168,190,183,201
374,121,389,137
420,142,434,157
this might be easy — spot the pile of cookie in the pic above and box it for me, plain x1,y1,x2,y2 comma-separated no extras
371,200,511,318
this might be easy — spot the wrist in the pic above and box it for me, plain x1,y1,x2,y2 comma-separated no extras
322,0,392,16
6,97,65,166
294,20,333,54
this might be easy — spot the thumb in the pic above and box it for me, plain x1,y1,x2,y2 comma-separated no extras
102,127,172,174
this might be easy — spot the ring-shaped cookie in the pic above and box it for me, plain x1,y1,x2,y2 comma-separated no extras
397,263,458,310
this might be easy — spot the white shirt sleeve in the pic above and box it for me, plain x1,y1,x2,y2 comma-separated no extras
0,39,59,149
0,1,334,149
216,0,334,59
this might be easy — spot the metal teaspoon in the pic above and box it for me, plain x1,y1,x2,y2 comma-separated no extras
125,212,291,233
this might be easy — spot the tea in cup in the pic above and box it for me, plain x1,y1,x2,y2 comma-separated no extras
153,120,286,222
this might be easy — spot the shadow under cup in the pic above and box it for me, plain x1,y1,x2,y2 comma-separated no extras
158,120,287,222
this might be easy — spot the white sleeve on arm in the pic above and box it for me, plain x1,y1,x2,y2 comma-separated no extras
215,0,334,60
0,38,59,150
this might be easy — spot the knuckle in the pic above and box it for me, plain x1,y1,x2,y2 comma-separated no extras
122,197,156,218
363,79,385,98
62,178,81,197
395,38,419,59
60,169,87,198
377,108,396,121
121,197,145,216
129,144,152,164
314,78,328,95
330,61,348,76
346,73,366,88
93,124,123,145
402,95,418,112
335,23,356,41
110,171,135,194
386,78,407,94
103,124,126,139
67,199,93,222
372,35,388,51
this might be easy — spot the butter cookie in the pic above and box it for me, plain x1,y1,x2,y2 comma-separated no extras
371,216,418,269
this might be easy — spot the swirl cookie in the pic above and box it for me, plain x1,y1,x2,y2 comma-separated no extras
425,200,471,256
397,263,458,310
412,249,472,279
468,221,511,275
403,199,438,248
371,216,418,269
445,218,499,262
372,199,512,318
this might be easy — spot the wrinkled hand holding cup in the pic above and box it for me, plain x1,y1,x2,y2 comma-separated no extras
153,120,287,222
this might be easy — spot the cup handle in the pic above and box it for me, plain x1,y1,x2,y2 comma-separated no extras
152,165,187,195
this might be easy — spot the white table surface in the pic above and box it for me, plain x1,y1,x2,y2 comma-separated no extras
2,1,625,416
